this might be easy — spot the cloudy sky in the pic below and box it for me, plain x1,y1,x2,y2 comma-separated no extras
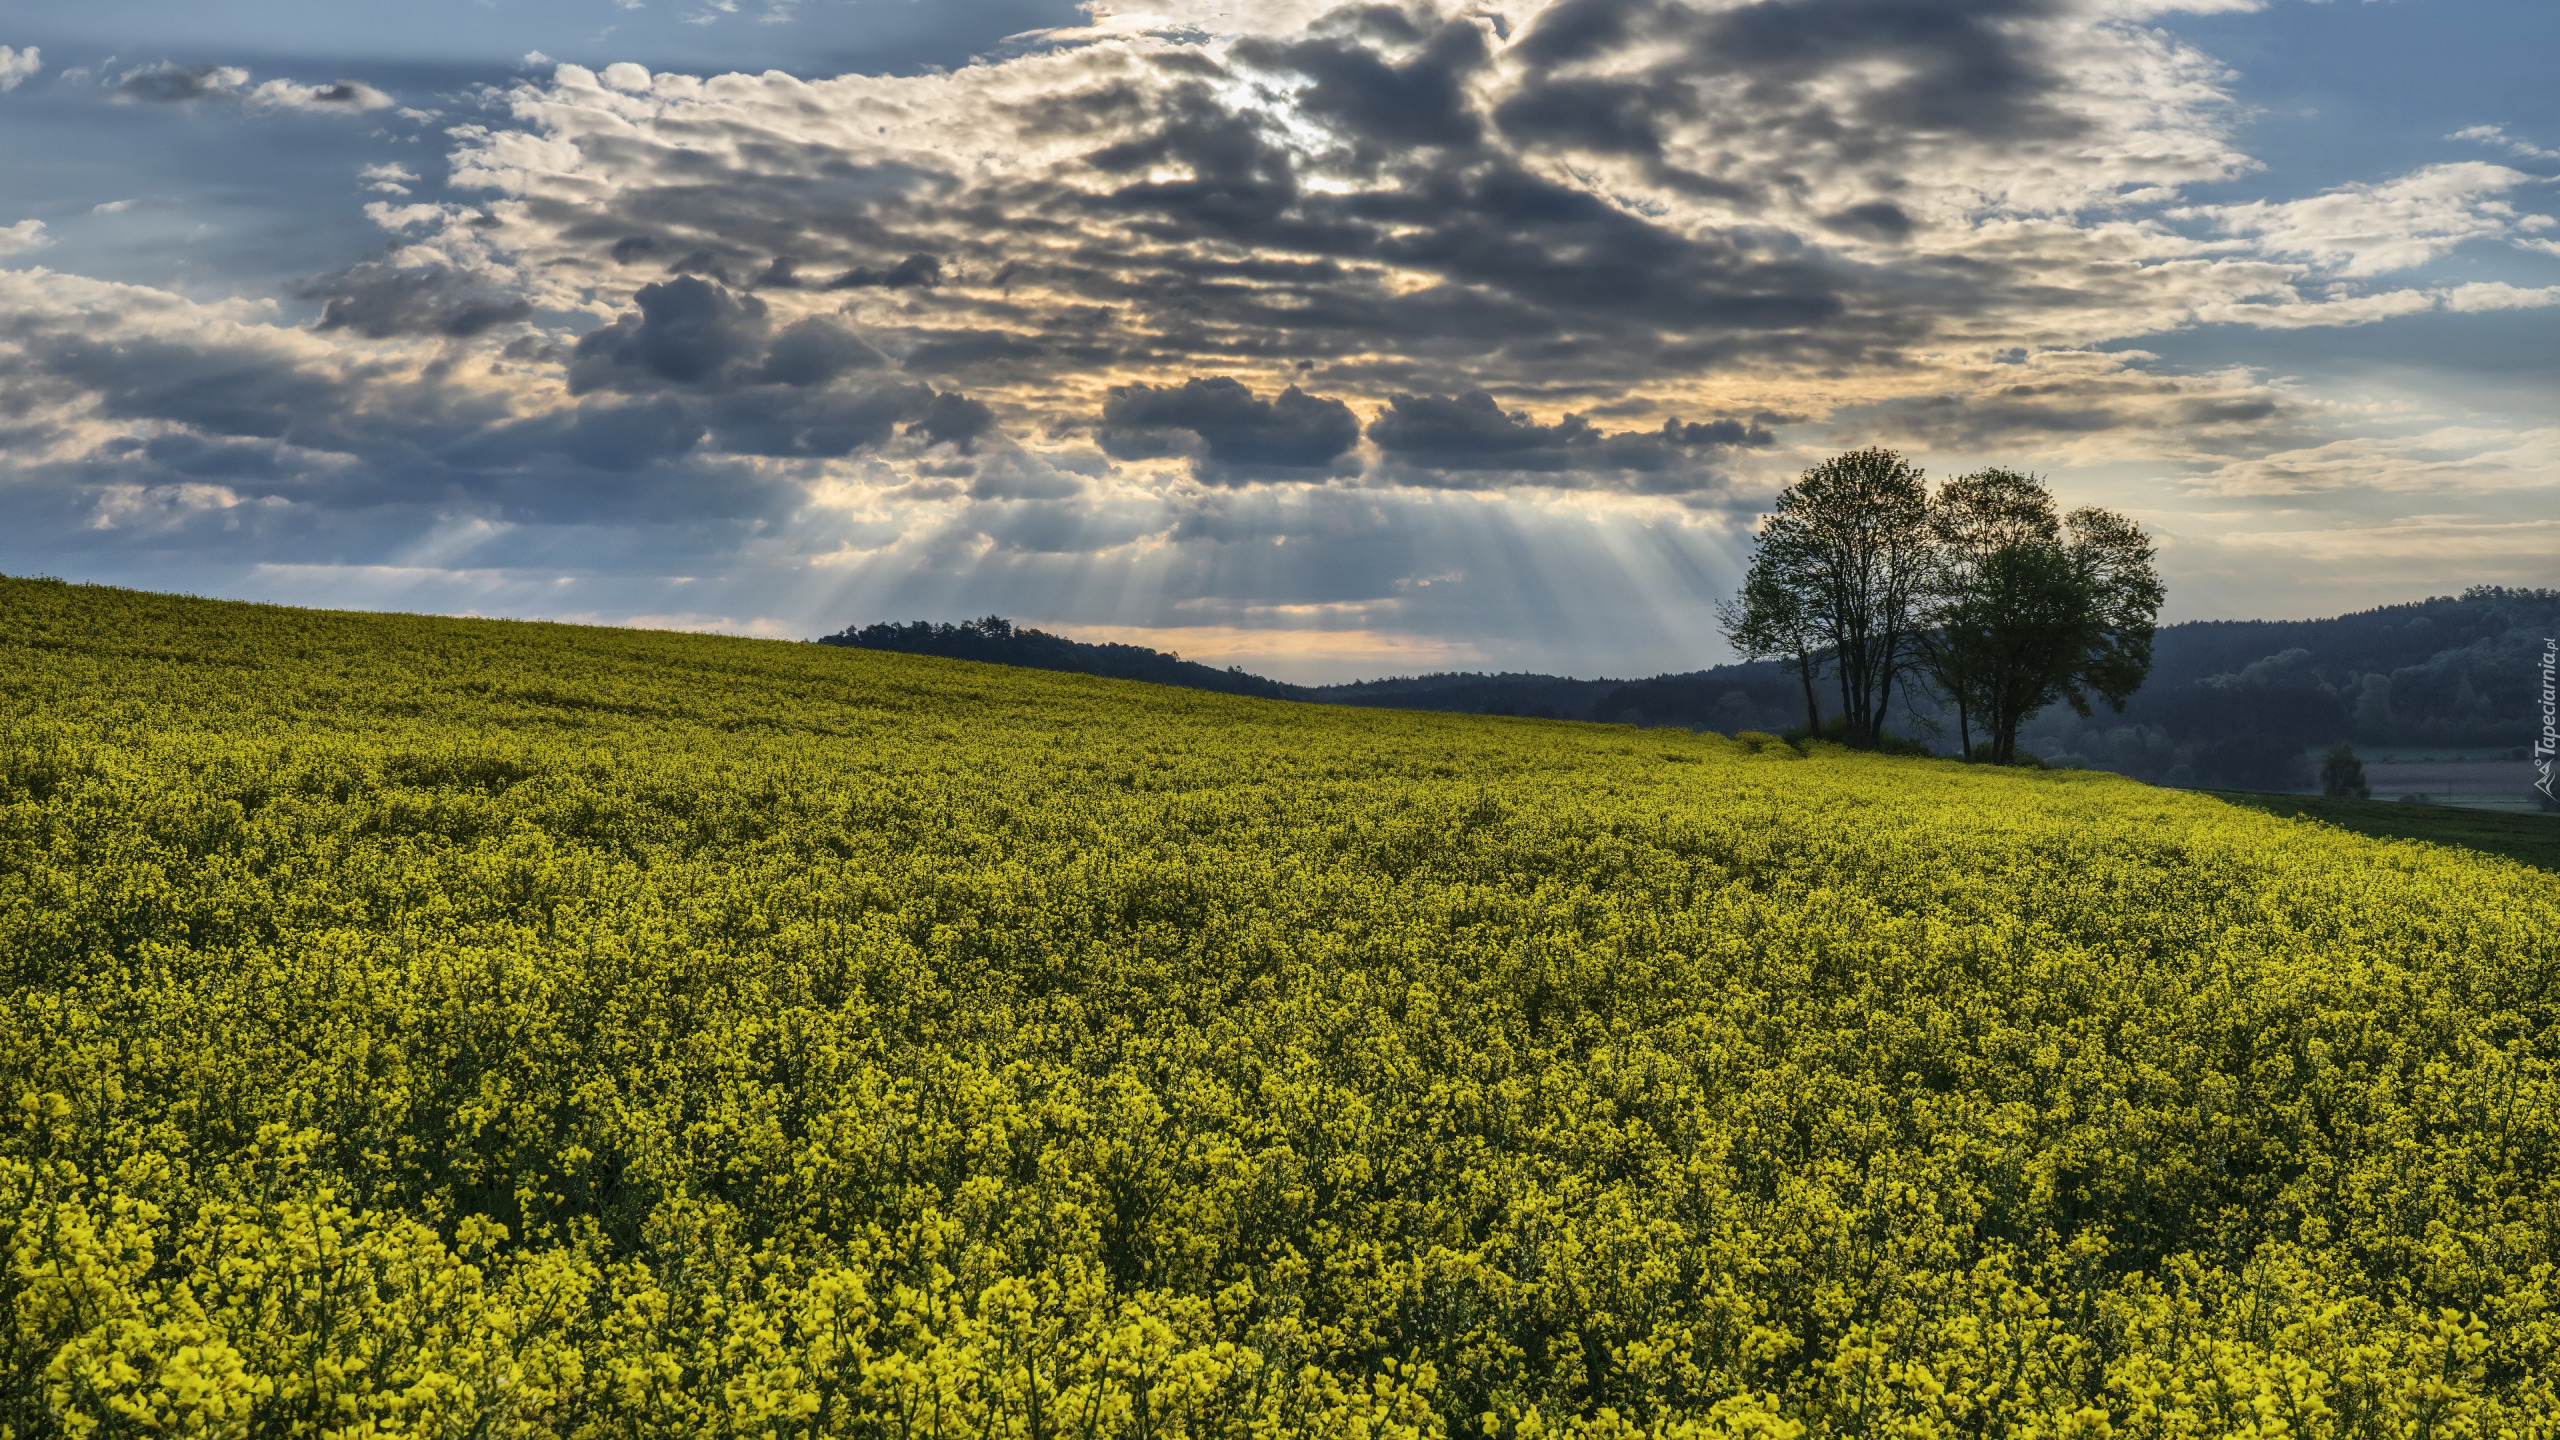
0,0,2552,680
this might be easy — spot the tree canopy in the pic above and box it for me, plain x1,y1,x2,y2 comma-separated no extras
1724,450,2163,760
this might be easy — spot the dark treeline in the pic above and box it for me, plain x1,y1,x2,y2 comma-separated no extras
817,585,2557,790
1312,672,1624,719
815,616,1300,700
2085,586,2557,785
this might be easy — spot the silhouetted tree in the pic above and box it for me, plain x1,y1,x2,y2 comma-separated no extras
1921,467,2056,758
1733,448,1933,747
2320,743,2371,799
1716,557,1830,732
1913,469,2163,764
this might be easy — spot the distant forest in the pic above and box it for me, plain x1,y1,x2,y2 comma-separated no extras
818,585,2558,790
818,618,1302,700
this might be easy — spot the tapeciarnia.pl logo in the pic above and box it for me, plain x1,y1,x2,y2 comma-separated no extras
2540,636,2557,803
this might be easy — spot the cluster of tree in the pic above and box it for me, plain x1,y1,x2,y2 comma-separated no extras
1718,448,2163,762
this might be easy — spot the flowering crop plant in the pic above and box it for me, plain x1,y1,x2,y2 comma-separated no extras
3,575,2557,1439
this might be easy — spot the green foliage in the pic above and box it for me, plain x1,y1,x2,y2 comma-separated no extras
4,576,2560,1438
1921,471,2162,766
2320,744,2372,801
1730,448,1934,748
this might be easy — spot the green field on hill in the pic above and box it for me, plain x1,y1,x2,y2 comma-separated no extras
4,576,2558,1438
2210,790,2560,873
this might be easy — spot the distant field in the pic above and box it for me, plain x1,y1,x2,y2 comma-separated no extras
4,577,2559,1436
2357,758,2539,808
2209,788,2560,871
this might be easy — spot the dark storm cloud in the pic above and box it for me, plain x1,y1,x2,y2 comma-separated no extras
1,313,785,521
1010,94,1880,390
1662,417,1780,448
0,345,789,528
1692,0,2082,140
563,277,994,459
305,263,535,340
423,8,2092,423
1233,14,1490,155
1085,81,1310,241
0,271,971,527
911,390,997,451
570,277,772,391
758,317,891,386
1500,0,2084,179
827,253,944,290
1366,391,1770,488
522,134,958,334
1099,376,1360,482
1371,169,1856,333
556,398,706,473
11,325,363,448
134,432,296,480
1821,202,1917,244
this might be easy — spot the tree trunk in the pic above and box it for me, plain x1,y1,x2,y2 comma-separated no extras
1956,697,1972,761
1796,650,1821,732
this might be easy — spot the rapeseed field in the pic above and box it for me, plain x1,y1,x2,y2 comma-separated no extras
3,574,2556,1439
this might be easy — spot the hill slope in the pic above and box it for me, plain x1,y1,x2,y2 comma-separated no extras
5,576,2559,1436
826,588,2559,793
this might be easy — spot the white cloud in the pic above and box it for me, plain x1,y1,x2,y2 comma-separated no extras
2196,162,2538,276
110,61,391,114
2199,287,2440,330
2187,426,2560,498
113,62,249,103
2440,281,2560,314
2449,124,2560,162
0,220,48,258
0,45,39,91
359,161,421,195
